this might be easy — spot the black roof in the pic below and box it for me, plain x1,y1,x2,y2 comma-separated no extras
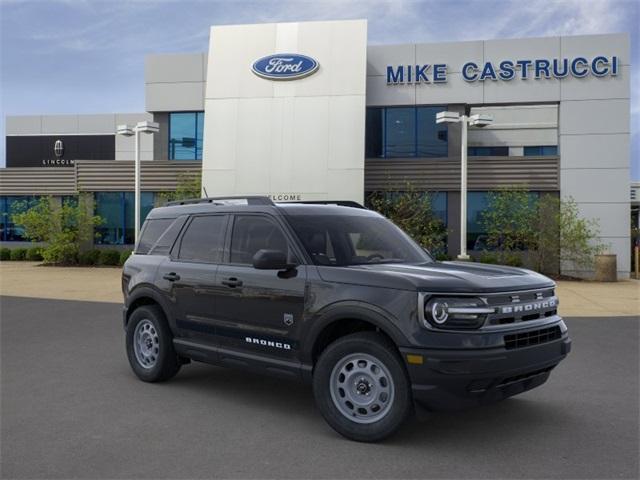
146,196,375,220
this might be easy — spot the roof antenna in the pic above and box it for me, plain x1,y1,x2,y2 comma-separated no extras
202,186,209,199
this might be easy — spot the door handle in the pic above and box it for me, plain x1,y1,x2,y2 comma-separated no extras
221,277,243,288
163,272,180,282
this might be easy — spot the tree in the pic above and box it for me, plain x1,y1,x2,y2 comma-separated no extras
366,186,448,256
11,195,103,265
157,173,202,205
480,188,605,275
480,187,536,262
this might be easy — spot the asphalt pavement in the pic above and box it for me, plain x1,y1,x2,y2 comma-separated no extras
1,296,638,479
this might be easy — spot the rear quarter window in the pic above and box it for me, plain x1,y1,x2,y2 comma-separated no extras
137,219,174,254
137,216,187,255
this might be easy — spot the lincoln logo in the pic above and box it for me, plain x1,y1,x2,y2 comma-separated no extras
252,54,319,80
54,139,64,158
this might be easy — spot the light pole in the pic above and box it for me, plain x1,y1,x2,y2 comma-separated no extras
436,111,493,260
116,121,159,245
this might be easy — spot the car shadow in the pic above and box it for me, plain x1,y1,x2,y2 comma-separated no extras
153,361,574,445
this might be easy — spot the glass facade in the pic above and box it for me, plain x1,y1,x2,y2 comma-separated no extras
524,146,558,156
169,112,204,160
0,196,39,241
365,106,448,158
468,146,509,156
94,192,155,245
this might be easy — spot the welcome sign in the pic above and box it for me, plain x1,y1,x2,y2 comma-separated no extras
386,55,620,84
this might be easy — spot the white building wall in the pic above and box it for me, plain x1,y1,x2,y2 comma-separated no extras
366,33,630,278
201,20,367,203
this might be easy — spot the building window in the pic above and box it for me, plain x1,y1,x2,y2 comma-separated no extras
0,196,39,242
523,146,558,156
95,192,155,245
365,106,448,159
468,146,509,156
169,112,204,160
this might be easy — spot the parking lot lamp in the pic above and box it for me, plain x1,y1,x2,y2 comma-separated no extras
116,121,159,245
436,111,493,260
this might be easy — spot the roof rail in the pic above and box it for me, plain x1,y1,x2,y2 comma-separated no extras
166,196,274,207
278,200,367,209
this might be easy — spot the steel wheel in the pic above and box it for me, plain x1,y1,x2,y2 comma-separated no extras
133,319,160,369
329,352,395,424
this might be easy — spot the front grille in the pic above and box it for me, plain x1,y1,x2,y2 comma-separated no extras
486,288,558,326
504,326,561,350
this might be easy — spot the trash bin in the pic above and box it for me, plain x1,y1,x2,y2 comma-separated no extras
594,254,617,282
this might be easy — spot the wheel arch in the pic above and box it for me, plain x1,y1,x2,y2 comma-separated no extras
303,302,409,367
124,286,172,330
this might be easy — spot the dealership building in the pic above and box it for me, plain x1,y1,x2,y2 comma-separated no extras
0,20,632,278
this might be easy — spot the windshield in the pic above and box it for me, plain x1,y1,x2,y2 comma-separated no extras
286,214,433,266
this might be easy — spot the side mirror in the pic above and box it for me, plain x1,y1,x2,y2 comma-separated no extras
252,249,294,270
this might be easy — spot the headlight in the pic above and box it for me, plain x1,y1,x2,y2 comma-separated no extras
422,297,494,329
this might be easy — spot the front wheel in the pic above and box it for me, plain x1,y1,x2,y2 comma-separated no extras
313,332,412,442
126,305,181,382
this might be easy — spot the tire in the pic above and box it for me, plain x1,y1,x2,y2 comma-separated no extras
313,332,412,442
126,305,181,382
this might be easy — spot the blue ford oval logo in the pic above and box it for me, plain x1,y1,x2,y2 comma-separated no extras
252,54,319,80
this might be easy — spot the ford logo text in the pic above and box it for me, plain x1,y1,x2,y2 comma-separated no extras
252,54,319,80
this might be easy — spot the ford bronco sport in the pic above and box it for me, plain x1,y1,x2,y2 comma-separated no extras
122,196,571,442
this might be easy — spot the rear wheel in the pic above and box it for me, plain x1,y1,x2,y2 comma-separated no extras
126,305,180,382
313,332,412,442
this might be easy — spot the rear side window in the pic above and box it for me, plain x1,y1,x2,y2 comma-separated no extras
149,216,188,255
178,215,227,263
137,219,174,254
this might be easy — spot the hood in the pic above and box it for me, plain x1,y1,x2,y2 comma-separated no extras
316,261,554,293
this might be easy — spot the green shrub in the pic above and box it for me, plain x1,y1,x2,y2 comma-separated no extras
98,249,121,266
119,250,133,266
79,249,101,266
503,252,523,267
435,253,450,261
479,252,499,264
11,195,103,265
10,248,27,261
26,247,43,261
0,248,11,261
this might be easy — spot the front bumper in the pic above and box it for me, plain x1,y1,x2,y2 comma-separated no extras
400,332,571,411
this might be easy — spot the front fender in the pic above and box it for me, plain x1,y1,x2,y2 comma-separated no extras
300,301,410,365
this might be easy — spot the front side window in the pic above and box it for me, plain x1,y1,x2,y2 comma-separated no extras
178,215,226,263
287,214,432,266
169,112,204,160
229,216,291,264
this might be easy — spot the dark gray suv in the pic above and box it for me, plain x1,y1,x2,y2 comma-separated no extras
122,196,571,442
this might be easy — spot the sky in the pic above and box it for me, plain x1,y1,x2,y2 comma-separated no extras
1,0,638,178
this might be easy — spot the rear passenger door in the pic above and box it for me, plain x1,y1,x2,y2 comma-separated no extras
159,214,228,342
214,214,307,359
